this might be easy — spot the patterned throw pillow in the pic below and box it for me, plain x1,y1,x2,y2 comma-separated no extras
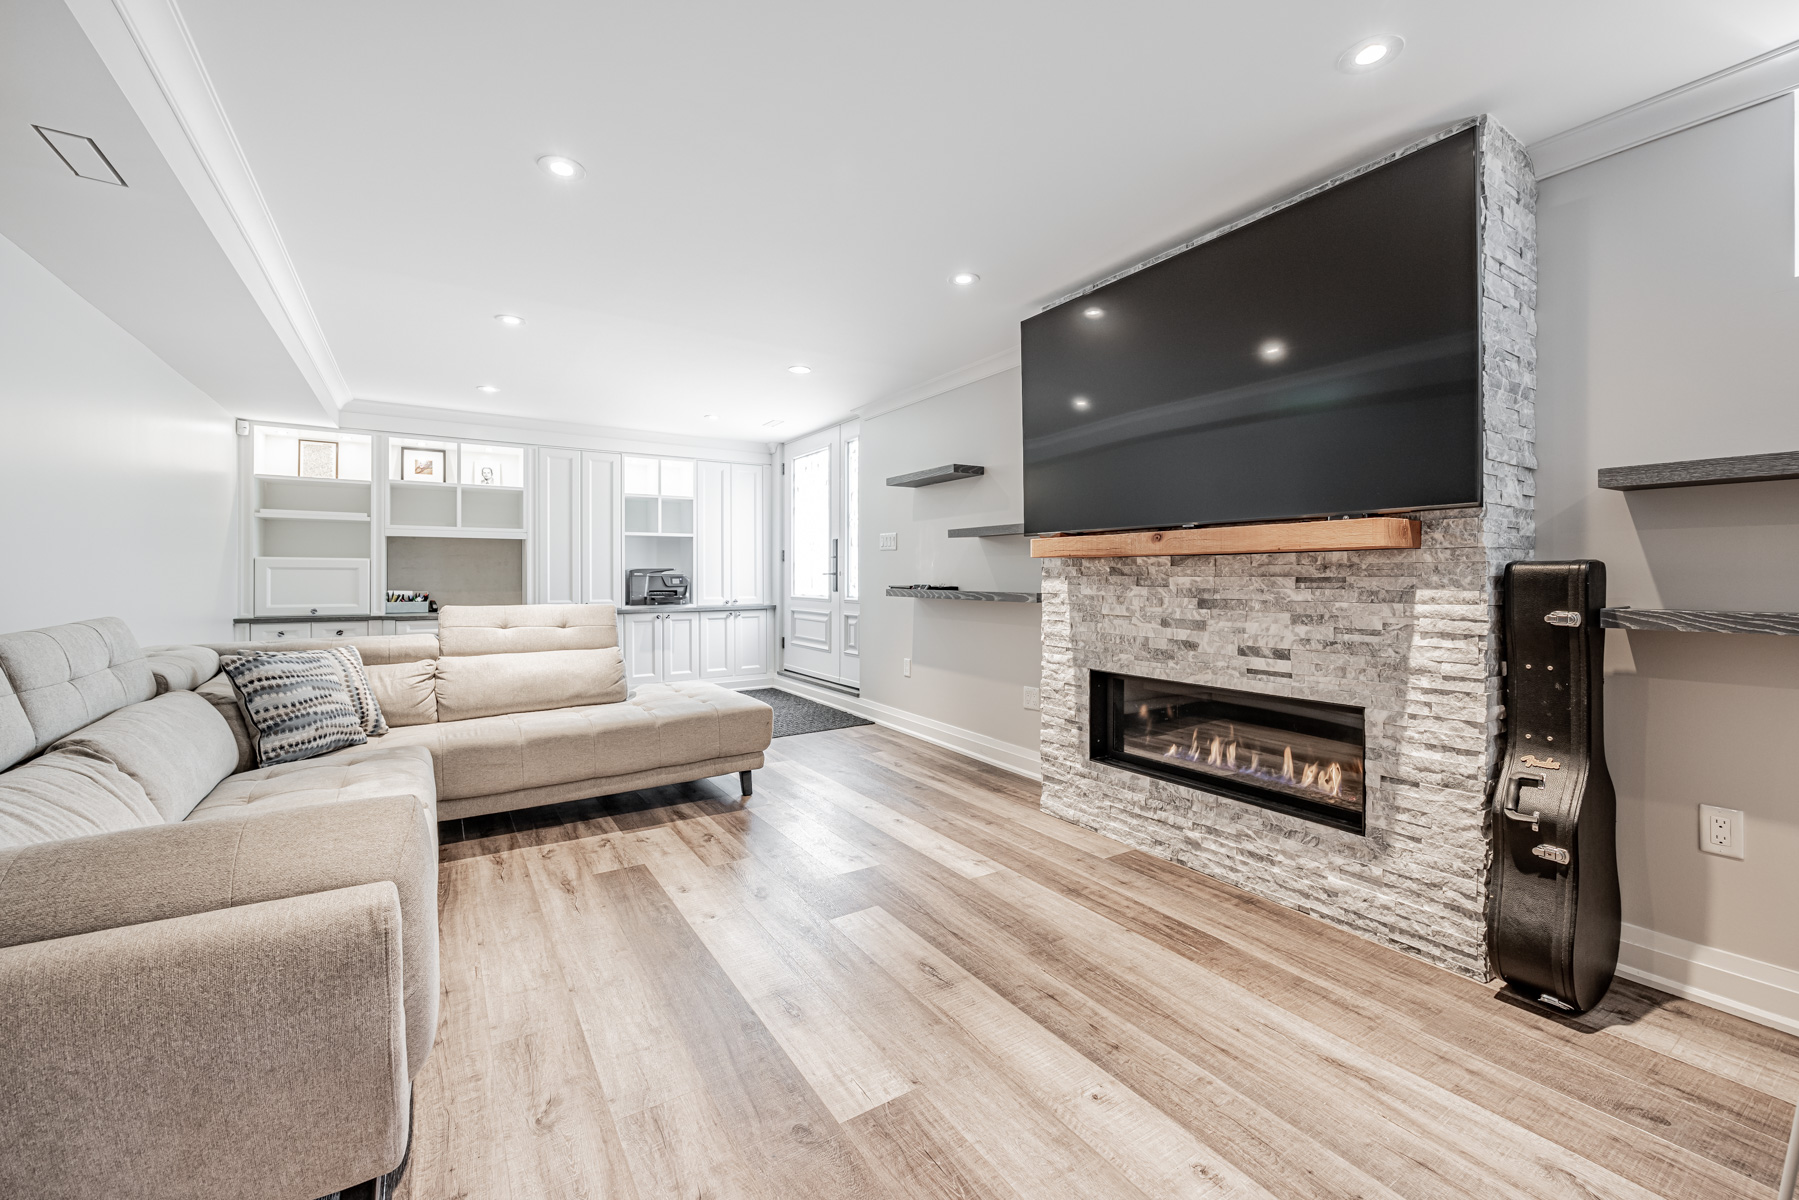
317,645,389,737
219,652,371,767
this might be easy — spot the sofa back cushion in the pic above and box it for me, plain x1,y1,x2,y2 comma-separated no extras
366,660,438,726
0,618,154,771
198,633,440,667
437,604,618,657
142,645,221,694
196,674,256,774
52,691,240,824
434,647,626,722
0,748,162,848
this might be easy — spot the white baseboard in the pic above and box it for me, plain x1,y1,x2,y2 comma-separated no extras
767,679,1042,781
1617,923,1799,1036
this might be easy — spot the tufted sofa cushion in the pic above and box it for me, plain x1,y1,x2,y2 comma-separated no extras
187,743,436,821
435,603,618,657
0,618,154,771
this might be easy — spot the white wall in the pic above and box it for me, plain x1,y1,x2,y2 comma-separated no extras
1537,94,1799,1026
0,231,238,644
856,368,1044,773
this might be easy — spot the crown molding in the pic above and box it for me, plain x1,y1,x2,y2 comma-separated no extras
853,346,1022,424
338,398,775,461
64,0,349,423
1529,39,1799,179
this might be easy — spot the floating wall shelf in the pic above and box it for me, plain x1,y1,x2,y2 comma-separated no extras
1597,451,1799,491
1600,608,1799,636
886,464,985,487
886,587,1042,603
948,523,1026,538
254,509,371,522
1031,516,1421,559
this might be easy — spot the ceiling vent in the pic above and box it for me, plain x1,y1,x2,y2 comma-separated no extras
33,126,127,186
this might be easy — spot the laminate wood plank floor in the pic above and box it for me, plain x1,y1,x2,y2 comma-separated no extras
399,724,1797,1200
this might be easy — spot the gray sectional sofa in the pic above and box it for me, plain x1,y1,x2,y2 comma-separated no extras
0,603,771,1200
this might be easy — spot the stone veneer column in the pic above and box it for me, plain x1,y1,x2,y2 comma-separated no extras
1038,117,1536,979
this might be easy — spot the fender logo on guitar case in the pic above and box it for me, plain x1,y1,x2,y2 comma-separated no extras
1520,754,1562,770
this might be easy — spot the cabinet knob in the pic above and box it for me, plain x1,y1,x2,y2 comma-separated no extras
310,608,319,616
275,630,286,638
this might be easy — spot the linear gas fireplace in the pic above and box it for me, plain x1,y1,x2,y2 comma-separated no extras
1088,670,1367,834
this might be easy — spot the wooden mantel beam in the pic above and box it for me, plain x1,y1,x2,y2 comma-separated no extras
1030,516,1422,559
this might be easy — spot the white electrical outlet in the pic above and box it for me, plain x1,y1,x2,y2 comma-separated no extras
1699,804,1745,859
902,657,911,677
1022,686,1040,710
879,532,898,551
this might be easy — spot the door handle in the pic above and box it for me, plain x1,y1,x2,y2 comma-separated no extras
828,537,840,594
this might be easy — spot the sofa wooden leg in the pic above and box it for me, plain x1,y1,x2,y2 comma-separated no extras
739,770,753,797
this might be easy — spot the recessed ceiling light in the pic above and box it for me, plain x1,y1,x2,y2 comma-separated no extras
703,413,719,421
494,313,525,327
952,272,980,286
1258,339,1288,362
1082,306,1105,319
788,364,812,375
476,384,500,394
1337,36,1403,72
1072,396,1092,411
763,419,785,428
536,154,585,179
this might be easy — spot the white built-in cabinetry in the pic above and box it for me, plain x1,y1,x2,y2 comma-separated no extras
695,461,768,606
241,425,772,684
625,606,769,687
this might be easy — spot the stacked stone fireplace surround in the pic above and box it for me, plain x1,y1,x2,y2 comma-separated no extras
1039,116,1536,980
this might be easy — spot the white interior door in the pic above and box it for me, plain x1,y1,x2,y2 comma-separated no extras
781,423,856,685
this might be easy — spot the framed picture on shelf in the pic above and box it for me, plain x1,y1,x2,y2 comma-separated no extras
297,439,339,479
400,446,447,483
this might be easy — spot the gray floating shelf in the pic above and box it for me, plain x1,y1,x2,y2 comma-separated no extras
886,587,1042,604
1597,451,1799,492
1600,608,1799,636
886,464,984,488
947,523,1027,538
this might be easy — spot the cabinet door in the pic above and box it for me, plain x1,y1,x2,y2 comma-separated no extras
694,461,730,607
727,463,768,604
535,448,581,604
698,609,734,680
661,611,700,683
581,452,620,605
253,557,370,617
623,614,661,686
731,609,770,677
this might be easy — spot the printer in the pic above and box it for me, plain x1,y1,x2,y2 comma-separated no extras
626,568,690,606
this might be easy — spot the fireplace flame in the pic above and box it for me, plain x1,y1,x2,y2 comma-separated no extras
1152,732,1347,802
1281,746,1295,782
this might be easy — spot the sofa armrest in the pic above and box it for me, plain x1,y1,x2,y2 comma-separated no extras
0,791,439,1073
0,883,409,1200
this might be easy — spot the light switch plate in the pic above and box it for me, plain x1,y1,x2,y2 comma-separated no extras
1699,804,1745,859
879,532,898,551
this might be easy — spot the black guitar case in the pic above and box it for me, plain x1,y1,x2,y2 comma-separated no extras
1489,560,1620,1014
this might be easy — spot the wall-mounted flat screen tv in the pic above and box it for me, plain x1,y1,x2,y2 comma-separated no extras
1021,127,1480,536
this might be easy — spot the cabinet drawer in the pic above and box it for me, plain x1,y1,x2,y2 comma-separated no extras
310,621,372,639
391,620,439,635
249,622,313,643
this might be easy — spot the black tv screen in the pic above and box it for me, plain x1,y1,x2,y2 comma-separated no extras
1022,127,1480,536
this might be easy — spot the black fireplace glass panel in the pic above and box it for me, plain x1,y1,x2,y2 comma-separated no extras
1089,670,1366,834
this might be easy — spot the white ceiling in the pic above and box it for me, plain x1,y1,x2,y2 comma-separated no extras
0,0,331,424
21,2,1799,440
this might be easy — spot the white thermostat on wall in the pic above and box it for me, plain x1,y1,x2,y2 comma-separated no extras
879,532,898,551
